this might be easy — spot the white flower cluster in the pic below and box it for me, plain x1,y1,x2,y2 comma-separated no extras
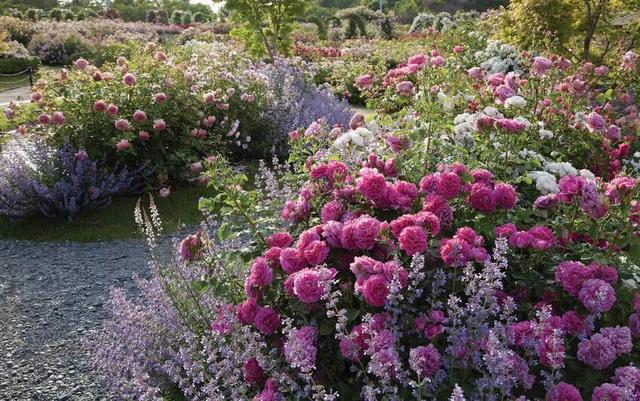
475,40,522,74
334,127,372,150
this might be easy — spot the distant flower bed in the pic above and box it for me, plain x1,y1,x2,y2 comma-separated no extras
1,42,352,218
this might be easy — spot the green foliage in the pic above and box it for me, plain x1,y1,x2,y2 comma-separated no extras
192,11,208,23
156,9,168,23
64,10,76,21
49,7,64,21
146,9,157,23
181,11,192,24
170,9,183,24
393,0,419,24
0,55,40,74
223,0,307,61
26,8,40,21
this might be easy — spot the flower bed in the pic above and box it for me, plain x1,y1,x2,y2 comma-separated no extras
87,37,640,401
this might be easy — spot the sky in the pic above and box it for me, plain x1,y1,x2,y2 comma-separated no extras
190,0,224,11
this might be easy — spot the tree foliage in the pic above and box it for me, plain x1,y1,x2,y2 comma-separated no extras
223,0,307,61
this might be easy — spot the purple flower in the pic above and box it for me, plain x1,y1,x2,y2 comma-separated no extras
408,344,441,379
545,382,583,401
577,333,617,370
284,326,317,372
578,278,616,313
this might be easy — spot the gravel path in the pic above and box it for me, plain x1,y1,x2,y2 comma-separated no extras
0,86,31,107
0,239,158,401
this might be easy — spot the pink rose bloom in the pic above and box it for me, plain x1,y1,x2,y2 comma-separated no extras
237,299,258,324
249,257,273,287
302,240,329,266
115,139,131,151
471,168,493,185
4,108,15,119
561,311,590,337
545,382,583,401
495,118,526,133
558,175,585,202
94,100,107,112
267,232,293,248
354,74,374,89
153,119,167,131
279,247,307,274
408,53,426,66
422,195,453,230
243,357,266,386
493,183,517,209
528,226,555,250
605,125,621,141
495,223,517,237
30,92,43,102
408,344,441,379
395,81,414,96
190,162,204,174
555,261,593,296
159,187,170,198
389,181,417,211
52,111,65,125
254,307,280,335
123,73,136,86
362,274,389,307
509,231,533,248
592,384,625,401
436,172,462,199
106,103,119,116
398,225,427,256
532,56,553,76
430,55,445,67
292,267,337,303
439,238,470,267
349,112,366,130
320,200,342,223
586,111,607,133
154,92,167,103
138,131,150,141
413,211,440,236
601,326,632,355
133,110,147,123
203,92,215,104
578,279,616,313
38,113,50,124
468,183,496,213
350,215,381,250
115,119,131,131
494,84,515,104
356,168,388,204
453,45,464,54
467,67,484,80
577,333,616,370
74,58,88,70
594,65,609,76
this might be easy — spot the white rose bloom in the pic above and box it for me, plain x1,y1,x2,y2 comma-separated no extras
529,171,559,194
504,95,526,108
483,106,501,118
539,128,554,139
437,92,456,111
454,113,471,125
545,162,577,177
579,169,596,181
514,116,531,128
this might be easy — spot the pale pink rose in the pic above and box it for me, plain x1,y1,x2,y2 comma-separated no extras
115,139,131,151
153,119,167,131
159,187,171,197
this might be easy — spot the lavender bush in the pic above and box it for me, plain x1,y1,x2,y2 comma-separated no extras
260,60,353,155
0,134,141,219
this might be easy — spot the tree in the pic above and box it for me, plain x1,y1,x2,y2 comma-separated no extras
221,0,307,61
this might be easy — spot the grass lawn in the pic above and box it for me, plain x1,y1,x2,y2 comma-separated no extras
0,185,212,242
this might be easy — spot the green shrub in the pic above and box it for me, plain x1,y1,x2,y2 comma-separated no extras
146,9,157,23
26,8,40,22
192,11,207,23
181,12,192,24
170,10,183,24
49,8,64,21
0,55,40,74
156,9,168,24
0,16,34,46
64,10,76,21
76,10,86,20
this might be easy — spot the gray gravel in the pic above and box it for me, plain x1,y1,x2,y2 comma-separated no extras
0,239,156,401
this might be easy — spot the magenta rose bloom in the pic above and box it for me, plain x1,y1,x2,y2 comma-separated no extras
528,226,555,250
577,333,617,370
468,183,496,213
279,247,307,274
254,307,280,335
362,274,389,307
243,357,266,386
493,183,517,209
436,172,462,199
267,232,293,248
586,111,607,133
249,257,273,287
495,223,517,237
353,216,382,250
408,344,441,379
292,267,336,304
578,278,616,313
302,240,329,266
320,200,342,223
554,261,593,297
236,298,258,324
356,167,388,204
600,326,633,355
398,225,428,256
592,384,625,401
545,382,583,401
509,231,533,248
